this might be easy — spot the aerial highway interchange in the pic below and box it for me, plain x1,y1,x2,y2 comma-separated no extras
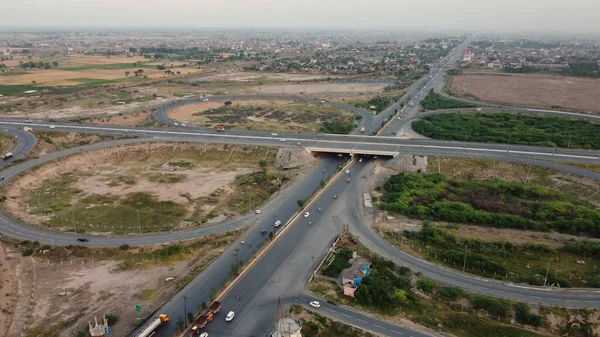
2,42,600,337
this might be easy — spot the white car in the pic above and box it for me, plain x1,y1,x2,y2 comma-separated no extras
271,133,278,136
200,333,208,337
49,125,56,129
255,209,262,214
476,108,482,111
274,220,282,227
359,158,363,162
174,122,179,126
304,212,310,218
345,169,350,174
226,311,235,322
181,123,186,127
279,138,286,142
309,301,321,308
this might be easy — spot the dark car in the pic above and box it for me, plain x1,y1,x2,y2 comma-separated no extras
77,237,89,242
326,300,338,306
261,230,267,235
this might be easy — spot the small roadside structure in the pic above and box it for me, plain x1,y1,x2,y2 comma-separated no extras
340,253,371,297
271,317,302,337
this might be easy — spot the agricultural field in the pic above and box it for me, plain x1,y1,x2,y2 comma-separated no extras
0,54,203,89
4,143,310,234
1,231,240,337
167,99,360,133
412,112,600,149
307,234,598,337
448,74,600,113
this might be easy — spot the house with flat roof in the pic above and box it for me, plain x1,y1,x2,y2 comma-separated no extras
340,255,371,297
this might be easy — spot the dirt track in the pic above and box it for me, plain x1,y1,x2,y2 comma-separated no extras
450,74,600,113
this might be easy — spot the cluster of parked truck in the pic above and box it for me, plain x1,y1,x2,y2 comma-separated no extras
188,301,221,337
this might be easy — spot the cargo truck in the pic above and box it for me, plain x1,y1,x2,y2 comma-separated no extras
23,127,33,132
360,127,365,133
209,301,222,314
215,125,225,132
133,314,169,337
2,152,12,160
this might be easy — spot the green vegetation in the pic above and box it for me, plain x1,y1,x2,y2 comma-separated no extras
229,171,290,213
320,119,354,134
412,112,600,149
420,91,476,110
29,176,187,233
322,249,353,277
379,173,600,237
355,95,396,113
0,71,31,76
0,84,55,96
69,77,144,87
57,63,156,71
292,305,375,337
394,224,600,287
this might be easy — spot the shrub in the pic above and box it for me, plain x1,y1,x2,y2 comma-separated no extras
514,303,544,327
105,314,119,325
119,244,130,250
470,296,511,318
439,286,463,301
417,278,436,293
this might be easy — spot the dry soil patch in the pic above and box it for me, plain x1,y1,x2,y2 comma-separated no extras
450,74,600,113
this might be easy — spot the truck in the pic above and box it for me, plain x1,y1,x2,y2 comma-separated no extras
215,125,225,132
190,312,213,333
23,127,33,132
133,314,169,337
2,152,12,160
360,127,365,133
209,301,222,314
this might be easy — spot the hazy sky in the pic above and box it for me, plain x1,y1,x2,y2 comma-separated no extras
2,0,599,33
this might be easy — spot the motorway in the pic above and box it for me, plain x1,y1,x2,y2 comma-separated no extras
3,40,600,337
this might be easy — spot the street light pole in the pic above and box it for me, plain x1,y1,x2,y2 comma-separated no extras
543,257,552,287
462,246,468,272
183,296,188,328
137,210,141,234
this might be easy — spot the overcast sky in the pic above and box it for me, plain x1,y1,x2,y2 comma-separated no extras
1,0,599,34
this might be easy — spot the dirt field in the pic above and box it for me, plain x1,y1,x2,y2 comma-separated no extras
449,74,600,113
4,142,306,233
195,71,329,82
167,99,352,133
1,230,239,337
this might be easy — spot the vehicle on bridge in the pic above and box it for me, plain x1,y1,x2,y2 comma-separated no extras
133,314,169,337
215,125,225,132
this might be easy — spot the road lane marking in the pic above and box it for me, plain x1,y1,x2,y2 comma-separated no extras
340,313,351,318
391,330,404,335
357,318,368,323
373,324,386,329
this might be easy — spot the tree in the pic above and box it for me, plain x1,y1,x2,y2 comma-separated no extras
137,69,144,74
105,314,119,325
52,61,58,66
187,312,194,323
354,284,371,305
224,101,232,106
129,47,137,53
31,80,36,85
157,65,166,70
176,71,181,75
259,160,267,169
125,71,130,77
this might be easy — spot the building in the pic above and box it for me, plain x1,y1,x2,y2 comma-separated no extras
340,254,371,297
88,317,110,337
463,49,473,62
271,317,302,337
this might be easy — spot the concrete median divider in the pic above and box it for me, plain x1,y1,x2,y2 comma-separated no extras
176,158,356,337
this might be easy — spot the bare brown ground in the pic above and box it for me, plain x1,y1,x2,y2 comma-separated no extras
167,99,299,122
0,243,17,337
85,111,150,126
4,234,237,337
450,74,600,113
4,143,252,227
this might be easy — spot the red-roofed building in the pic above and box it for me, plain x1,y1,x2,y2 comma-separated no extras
463,49,473,62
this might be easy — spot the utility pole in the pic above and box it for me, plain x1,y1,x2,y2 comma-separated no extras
543,257,552,287
567,134,572,149
462,246,468,272
183,296,188,328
